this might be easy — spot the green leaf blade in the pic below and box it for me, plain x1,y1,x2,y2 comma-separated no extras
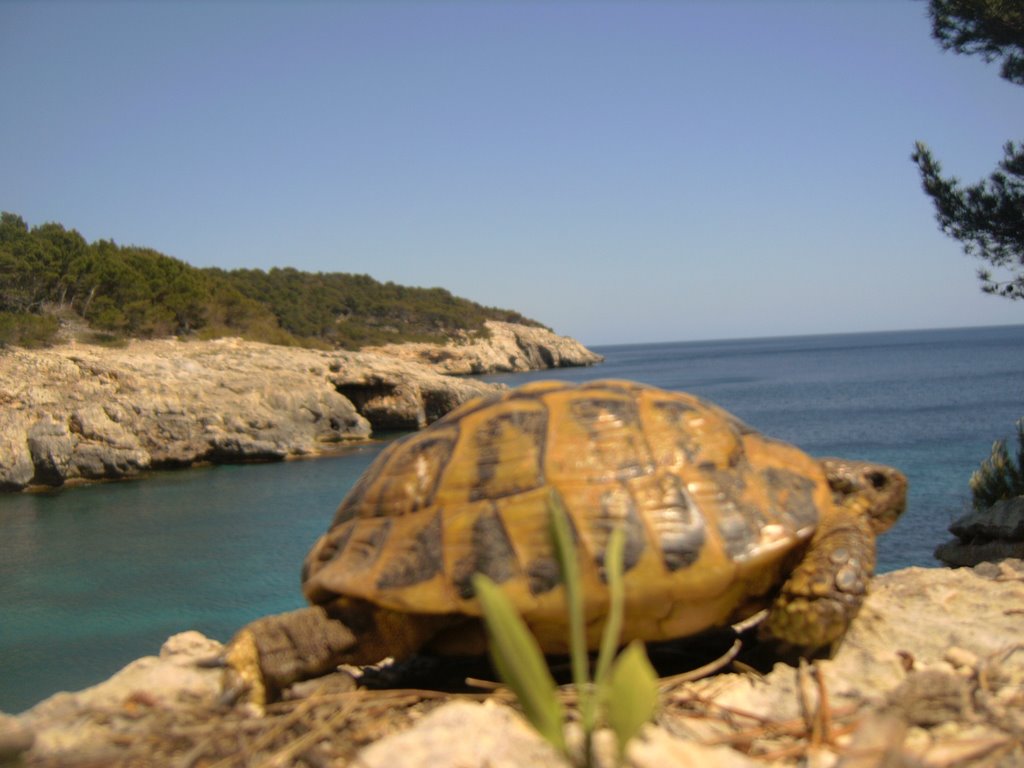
594,524,626,687
605,640,659,759
549,490,599,734
549,491,588,687
471,574,567,755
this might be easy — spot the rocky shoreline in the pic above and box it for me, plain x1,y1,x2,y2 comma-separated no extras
935,497,1024,567
5,560,1022,766
0,321,602,492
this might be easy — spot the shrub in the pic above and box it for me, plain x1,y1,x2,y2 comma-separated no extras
970,418,1024,509
1,211,547,349
0,311,60,348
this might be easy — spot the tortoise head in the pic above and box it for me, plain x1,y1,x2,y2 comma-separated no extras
819,458,907,534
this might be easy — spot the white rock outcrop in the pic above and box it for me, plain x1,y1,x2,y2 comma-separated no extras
0,322,601,491
0,338,371,490
364,320,603,375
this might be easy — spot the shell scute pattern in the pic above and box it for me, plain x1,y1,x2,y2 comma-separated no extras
450,508,520,599
627,471,706,572
302,380,832,646
330,426,458,526
463,400,548,502
564,392,649,477
375,511,444,590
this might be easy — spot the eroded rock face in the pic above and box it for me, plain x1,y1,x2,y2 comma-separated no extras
0,339,374,490
328,350,498,430
364,321,603,375
0,323,600,491
0,415,34,491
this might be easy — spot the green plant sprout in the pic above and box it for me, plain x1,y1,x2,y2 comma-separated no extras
970,417,1024,510
472,494,659,766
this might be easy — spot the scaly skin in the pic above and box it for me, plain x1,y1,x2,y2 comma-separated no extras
226,599,460,706
761,508,876,649
762,459,907,651
225,604,357,706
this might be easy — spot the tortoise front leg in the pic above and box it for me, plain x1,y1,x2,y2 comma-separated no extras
761,509,876,652
225,604,357,706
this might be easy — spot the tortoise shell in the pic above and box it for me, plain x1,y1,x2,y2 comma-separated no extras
301,379,834,652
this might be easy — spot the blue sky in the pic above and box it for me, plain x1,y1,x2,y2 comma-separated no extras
2,1,1022,346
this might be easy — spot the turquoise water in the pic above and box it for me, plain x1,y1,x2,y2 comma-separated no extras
2,324,1023,712
0,446,387,713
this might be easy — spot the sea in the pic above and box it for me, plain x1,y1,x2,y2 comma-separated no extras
1,324,1022,713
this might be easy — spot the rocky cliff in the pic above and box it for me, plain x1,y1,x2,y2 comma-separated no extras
6,561,1022,767
935,496,1024,567
365,320,604,375
0,322,601,492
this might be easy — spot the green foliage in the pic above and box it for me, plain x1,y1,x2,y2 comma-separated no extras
550,492,590,713
927,0,1024,85
0,212,544,349
914,1,1024,299
970,418,1024,509
0,311,59,348
474,495,660,766
604,641,660,762
913,140,1024,298
211,267,542,349
472,576,568,755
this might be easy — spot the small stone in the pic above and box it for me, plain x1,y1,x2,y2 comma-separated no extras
890,670,972,727
920,734,1013,766
838,712,908,768
353,700,567,768
627,725,761,768
943,646,978,671
973,561,1004,579
160,630,224,665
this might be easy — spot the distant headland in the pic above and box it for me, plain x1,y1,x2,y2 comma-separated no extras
0,211,551,349
0,213,603,491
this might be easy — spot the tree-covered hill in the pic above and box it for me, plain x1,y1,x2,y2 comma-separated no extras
0,213,542,349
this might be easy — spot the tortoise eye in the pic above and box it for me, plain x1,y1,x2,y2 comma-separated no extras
866,471,888,491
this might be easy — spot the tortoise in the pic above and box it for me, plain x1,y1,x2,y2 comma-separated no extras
226,379,906,703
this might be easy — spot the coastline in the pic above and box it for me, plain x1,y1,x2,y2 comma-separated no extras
0,321,602,493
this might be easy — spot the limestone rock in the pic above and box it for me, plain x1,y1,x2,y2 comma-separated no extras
0,336,550,490
365,320,603,375
19,631,225,760
328,350,500,430
353,700,568,768
1,339,377,489
668,561,1024,764
935,496,1024,566
0,412,36,491
69,404,150,479
26,416,75,486
354,704,760,768
626,726,761,768
1,323,601,490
